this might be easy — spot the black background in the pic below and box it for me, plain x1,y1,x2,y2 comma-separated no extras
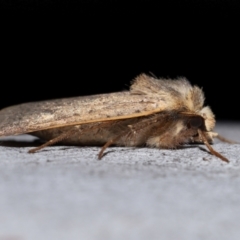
1,0,239,120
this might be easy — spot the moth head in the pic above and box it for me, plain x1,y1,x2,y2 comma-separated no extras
187,114,215,144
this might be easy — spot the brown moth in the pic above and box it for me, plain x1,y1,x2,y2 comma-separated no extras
0,74,229,162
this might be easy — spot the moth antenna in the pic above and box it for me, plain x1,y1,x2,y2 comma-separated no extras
216,134,238,144
198,129,229,163
29,128,77,153
149,71,157,78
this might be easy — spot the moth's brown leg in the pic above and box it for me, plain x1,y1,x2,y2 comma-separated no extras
98,116,161,159
29,128,77,153
29,121,121,154
198,129,229,163
98,135,123,160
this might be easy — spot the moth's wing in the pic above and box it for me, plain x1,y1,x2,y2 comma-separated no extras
0,91,172,137
0,74,209,137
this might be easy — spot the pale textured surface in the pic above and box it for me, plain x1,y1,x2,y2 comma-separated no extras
0,122,240,240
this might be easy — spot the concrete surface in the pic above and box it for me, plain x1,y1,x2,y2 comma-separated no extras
0,122,240,240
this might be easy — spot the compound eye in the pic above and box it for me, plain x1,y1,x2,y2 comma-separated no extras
189,117,203,128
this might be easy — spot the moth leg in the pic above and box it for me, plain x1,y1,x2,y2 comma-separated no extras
198,129,229,163
98,116,160,159
30,121,121,155
29,128,77,153
98,134,124,160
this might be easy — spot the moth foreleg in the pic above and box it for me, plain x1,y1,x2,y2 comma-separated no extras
198,129,229,163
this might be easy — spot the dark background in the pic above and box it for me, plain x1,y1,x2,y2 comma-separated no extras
1,0,239,120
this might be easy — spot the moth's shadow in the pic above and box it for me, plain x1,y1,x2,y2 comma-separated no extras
198,146,211,154
0,139,213,158
98,149,117,159
0,138,77,152
180,144,213,155
0,139,42,148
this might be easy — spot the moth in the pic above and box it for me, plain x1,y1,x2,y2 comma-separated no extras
0,74,230,162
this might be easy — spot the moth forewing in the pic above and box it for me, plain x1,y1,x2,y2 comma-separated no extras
0,91,175,136
0,74,229,162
